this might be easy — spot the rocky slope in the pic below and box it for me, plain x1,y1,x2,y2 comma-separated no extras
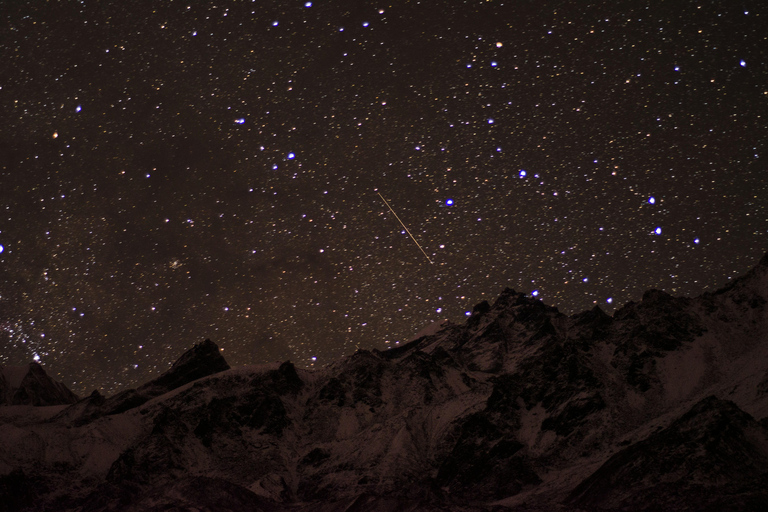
2,253,768,511
566,396,768,511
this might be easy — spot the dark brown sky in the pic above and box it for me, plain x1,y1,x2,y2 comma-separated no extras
1,0,766,395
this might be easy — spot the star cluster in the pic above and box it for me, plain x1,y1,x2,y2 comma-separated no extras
1,1,766,395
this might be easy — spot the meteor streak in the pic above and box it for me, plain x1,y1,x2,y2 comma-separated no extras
377,192,433,264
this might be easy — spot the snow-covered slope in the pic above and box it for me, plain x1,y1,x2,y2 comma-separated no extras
3,253,768,511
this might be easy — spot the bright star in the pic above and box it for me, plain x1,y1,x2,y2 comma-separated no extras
648,196,655,204
0,244,4,254
445,198,454,206
655,227,662,235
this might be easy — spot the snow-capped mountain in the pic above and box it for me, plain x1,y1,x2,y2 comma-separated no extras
3,253,768,511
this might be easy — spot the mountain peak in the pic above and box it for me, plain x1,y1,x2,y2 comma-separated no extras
492,287,530,309
144,338,230,393
59,339,231,422
0,362,79,406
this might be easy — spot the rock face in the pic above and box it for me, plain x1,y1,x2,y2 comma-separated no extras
103,338,230,414
3,254,768,511
145,338,231,393
0,362,78,406
567,396,768,511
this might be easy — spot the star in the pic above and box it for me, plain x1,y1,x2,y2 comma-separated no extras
0,0,763,395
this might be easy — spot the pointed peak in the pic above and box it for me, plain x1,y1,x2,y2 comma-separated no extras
572,304,612,325
26,361,50,376
469,289,536,320
1,362,78,406
492,288,529,308
85,388,106,407
170,339,224,368
267,361,304,394
142,338,230,393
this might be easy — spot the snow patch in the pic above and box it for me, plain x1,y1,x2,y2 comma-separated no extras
518,403,546,451
411,319,450,340
335,408,360,440
657,342,707,402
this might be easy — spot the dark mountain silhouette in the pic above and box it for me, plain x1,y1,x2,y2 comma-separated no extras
2,253,768,511
53,338,231,425
0,362,78,406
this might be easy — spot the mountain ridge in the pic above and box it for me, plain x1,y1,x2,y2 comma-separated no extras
2,252,768,510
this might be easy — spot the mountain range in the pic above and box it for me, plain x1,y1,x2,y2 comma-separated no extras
2,253,768,511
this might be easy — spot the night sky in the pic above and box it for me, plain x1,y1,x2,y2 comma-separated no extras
1,1,766,396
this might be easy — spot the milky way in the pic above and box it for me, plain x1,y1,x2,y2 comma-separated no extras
1,1,766,395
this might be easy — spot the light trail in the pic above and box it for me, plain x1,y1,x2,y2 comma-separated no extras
377,192,433,264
